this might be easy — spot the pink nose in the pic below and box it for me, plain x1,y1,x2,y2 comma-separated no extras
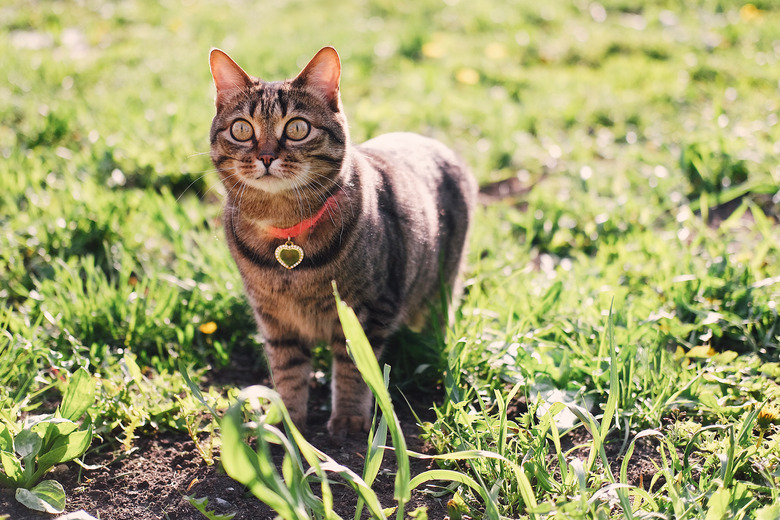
259,154,275,167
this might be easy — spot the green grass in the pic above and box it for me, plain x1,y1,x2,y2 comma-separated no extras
1,0,779,517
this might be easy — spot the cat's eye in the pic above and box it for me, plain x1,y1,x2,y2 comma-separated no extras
230,119,254,141
284,118,310,141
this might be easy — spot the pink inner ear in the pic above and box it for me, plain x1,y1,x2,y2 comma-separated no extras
210,49,251,102
295,47,341,102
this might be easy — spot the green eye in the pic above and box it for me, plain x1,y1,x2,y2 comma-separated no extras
284,118,310,141
230,119,253,141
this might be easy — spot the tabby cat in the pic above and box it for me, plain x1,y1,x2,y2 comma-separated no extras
208,46,477,437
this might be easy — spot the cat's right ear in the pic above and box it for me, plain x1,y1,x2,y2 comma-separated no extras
209,49,253,109
292,47,341,110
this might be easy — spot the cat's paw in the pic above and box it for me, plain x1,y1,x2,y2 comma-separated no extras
327,414,370,438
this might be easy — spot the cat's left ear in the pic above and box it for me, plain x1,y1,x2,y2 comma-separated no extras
292,47,341,109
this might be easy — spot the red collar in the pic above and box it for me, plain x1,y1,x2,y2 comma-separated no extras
265,194,339,240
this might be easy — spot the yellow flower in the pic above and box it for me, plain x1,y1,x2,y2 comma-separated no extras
455,68,480,85
484,42,507,60
757,406,779,430
199,321,217,335
422,41,445,59
739,4,762,22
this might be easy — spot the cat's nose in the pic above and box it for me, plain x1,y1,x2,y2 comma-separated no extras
259,154,276,168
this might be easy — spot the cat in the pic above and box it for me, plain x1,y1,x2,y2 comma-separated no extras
208,46,477,437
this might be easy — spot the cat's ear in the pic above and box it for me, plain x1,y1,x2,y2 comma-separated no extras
209,49,253,109
292,47,341,108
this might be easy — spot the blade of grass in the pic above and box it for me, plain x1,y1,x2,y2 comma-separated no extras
333,283,410,518
354,366,391,520
220,399,308,520
408,449,537,516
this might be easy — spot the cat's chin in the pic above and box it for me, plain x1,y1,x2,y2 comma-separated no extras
241,174,305,195
238,163,315,195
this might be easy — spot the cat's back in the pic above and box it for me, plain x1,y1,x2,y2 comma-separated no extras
356,132,476,200
359,131,447,152
358,132,461,169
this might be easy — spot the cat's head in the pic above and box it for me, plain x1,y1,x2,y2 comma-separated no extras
209,47,348,196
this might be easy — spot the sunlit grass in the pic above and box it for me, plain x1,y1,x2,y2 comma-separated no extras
1,0,779,517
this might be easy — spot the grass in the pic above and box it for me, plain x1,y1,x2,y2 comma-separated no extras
207,287,538,520
1,0,779,517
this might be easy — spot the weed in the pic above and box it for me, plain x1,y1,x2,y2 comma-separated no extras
0,368,95,513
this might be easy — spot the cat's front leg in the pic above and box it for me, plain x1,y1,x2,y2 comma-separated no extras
328,337,374,437
328,322,392,438
328,304,395,437
264,337,313,429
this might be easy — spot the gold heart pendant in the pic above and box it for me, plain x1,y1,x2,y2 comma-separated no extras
274,240,304,269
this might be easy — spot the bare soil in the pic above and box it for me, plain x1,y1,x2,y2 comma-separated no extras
560,426,669,492
0,346,451,520
0,397,666,520
0,396,449,520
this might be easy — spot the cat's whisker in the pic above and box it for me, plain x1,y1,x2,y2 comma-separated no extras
175,169,221,202
234,183,248,233
295,177,348,244
189,168,220,175
295,179,335,246
220,170,247,201
300,176,342,229
201,170,245,203
187,150,213,158
229,175,249,233
307,171,355,212
298,176,330,203
191,153,250,201
306,172,356,230
291,180,312,233
301,174,337,200
280,170,311,224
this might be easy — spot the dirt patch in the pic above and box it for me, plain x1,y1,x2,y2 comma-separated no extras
0,414,446,520
0,418,673,520
561,426,667,491
0,355,448,520
700,192,779,229
508,394,667,490
0,348,671,520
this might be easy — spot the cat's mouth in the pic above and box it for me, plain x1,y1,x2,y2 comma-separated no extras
239,163,310,195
